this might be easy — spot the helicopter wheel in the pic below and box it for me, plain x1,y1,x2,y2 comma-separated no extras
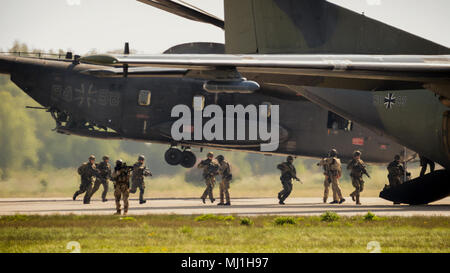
180,151,197,168
164,148,183,166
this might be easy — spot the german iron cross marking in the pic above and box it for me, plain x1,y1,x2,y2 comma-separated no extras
384,93,396,109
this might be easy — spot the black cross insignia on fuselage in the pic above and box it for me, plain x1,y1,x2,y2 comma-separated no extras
384,93,396,109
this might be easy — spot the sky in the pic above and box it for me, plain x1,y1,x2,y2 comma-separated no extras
0,0,449,54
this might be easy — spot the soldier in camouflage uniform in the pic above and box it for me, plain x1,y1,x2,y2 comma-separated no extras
347,151,370,205
197,152,219,204
320,162,335,204
387,155,405,188
277,156,301,205
216,155,232,206
130,155,152,204
318,149,345,204
89,155,111,202
73,155,100,204
112,159,131,215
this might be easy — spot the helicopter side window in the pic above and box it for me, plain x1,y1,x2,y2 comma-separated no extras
193,95,205,111
138,90,151,106
327,111,353,131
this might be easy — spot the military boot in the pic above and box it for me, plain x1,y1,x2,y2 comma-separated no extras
323,197,327,203
217,202,225,206
339,198,346,204
114,209,121,215
356,196,361,205
224,202,231,206
350,192,355,202
329,200,339,204
73,192,78,201
123,210,128,216
201,197,206,204
210,198,215,204
140,199,147,204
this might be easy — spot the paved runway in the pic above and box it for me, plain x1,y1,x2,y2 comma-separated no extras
0,197,449,216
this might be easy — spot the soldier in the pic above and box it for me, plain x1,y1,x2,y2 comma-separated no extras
112,159,131,215
130,155,152,204
419,155,435,177
73,155,100,204
216,155,232,206
318,149,345,204
320,159,334,204
277,156,301,205
88,155,111,202
197,152,219,204
347,151,370,205
387,155,405,188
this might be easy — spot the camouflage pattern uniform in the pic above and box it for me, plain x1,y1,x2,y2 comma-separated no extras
112,160,130,215
198,152,219,203
387,156,405,188
89,157,111,202
347,152,369,205
277,156,299,205
130,155,152,204
319,162,336,203
73,155,99,204
216,155,232,206
318,150,345,204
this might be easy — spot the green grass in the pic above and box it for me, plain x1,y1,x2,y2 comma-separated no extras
321,211,340,222
0,214,448,253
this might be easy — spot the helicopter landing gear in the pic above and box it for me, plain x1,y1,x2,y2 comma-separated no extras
165,147,183,166
164,146,197,168
180,149,196,168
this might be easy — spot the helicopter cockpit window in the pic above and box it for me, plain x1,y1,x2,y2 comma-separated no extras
138,90,151,106
193,95,205,111
327,111,353,131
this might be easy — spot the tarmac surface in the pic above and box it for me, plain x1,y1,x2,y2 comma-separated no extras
0,197,449,216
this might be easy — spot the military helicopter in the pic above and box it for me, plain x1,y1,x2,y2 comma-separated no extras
1,0,448,205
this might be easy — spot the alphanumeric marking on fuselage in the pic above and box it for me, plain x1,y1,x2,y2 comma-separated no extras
51,84,120,107
373,93,407,109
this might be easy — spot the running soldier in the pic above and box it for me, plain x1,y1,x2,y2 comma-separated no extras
347,151,370,205
318,149,345,204
130,155,152,204
89,155,111,202
277,156,301,205
112,159,131,215
197,152,219,204
216,155,232,206
73,155,100,204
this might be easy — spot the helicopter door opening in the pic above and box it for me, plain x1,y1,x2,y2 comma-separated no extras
327,111,353,131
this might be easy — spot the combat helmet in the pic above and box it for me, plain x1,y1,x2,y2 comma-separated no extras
88,155,96,161
116,159,123,167
216,155,224,162
287,155,294,162
103,155,109,161
138,155,145,161
353,150,361,157
207,152,214,158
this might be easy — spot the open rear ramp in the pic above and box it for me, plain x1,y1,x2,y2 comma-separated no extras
380,170,450,205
